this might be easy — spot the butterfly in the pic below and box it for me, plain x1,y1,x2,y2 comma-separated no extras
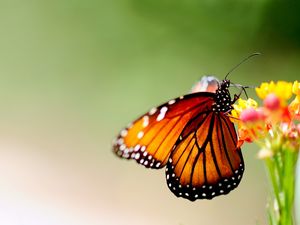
112,76,244,201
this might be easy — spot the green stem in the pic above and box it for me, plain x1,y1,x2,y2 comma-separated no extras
265,145,298,225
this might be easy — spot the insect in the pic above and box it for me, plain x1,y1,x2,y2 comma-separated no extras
112,54,259,201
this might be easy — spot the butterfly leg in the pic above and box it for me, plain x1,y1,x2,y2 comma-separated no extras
231,93,240,104
231,85,249,105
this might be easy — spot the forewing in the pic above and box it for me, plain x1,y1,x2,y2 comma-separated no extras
112,92,214,169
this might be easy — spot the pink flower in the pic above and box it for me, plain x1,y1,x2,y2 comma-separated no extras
264,93,280,110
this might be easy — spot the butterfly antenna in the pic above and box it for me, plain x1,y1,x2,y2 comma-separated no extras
225,53,261,80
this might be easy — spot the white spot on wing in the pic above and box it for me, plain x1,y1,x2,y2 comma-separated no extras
117,138,124,145
120,129,128,137
168,99,175,105
149,107,157,115
137,131,144,139
134,144,140,151
156,106,168,121
142,116,149,127
156,114,164,121
135,153,140,160
119,144,126,151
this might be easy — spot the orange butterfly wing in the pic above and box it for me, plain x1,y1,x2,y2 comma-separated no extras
165,113,244,200
112,92,215,169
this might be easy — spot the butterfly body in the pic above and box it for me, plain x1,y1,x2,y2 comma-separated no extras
113,79,244,201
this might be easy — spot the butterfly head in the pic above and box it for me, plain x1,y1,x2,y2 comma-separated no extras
220,79,230,89
212,79,233,113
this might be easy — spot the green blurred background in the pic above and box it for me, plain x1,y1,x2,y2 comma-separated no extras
0,0,299,224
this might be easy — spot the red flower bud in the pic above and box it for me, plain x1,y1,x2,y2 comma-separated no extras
240,108,260,123
264,93,280,110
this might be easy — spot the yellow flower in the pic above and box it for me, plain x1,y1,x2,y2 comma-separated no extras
292,80,300,96
255,81,293,103
289,81,300,119
275,81,293,100
255,81,275,99
231,98,258,120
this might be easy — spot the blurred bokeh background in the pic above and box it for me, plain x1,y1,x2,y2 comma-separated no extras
0,0,299,225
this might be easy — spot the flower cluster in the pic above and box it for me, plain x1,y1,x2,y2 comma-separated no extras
231,80,300,225
232,80,300,157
